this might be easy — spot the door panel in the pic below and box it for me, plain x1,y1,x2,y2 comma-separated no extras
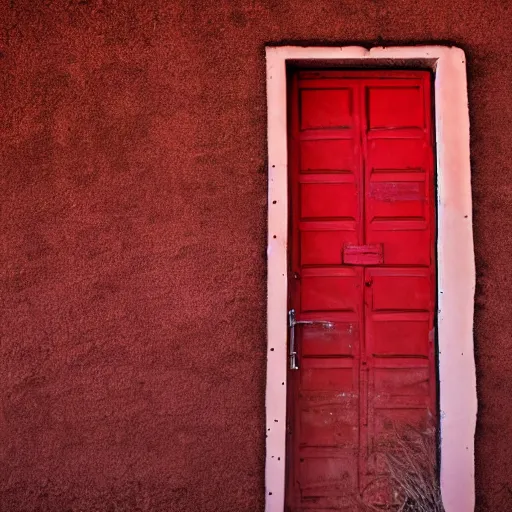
301,319,359,357
300,229,358,266
300,268,362,312
369,230,431,266
369,268,431,311
368,138,428,171
366,85,425,129
300,182,358,219
287,70,435,511
367,315,430,357
300,139,357,172
300,88,354,129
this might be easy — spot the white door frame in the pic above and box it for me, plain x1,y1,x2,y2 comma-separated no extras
265,46,476,512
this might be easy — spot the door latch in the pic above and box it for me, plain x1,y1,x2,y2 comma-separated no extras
288,309,334,370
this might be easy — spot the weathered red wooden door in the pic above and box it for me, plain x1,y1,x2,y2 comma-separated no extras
286,70,436,510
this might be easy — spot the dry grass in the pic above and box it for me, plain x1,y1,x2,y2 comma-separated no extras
360,422,445,512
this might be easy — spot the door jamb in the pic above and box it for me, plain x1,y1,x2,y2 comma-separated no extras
265,45,476,512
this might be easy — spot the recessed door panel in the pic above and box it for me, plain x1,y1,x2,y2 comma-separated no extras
371,270,431,311
300,268,362,313
367,86,424,129
300,139,357,173
300,88,354,129
368,316,430,357
300,229,357,266
300,182,358,220
368,138,427,171
367,230,431,266
301,319,359,357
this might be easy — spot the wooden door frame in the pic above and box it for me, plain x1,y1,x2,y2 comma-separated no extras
265,46,476,512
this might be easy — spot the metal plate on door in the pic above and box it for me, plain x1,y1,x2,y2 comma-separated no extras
343,244,383,265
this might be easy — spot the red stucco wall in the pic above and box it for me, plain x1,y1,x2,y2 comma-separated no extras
0,1,511,510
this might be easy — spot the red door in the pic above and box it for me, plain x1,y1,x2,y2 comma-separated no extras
286,70,436,510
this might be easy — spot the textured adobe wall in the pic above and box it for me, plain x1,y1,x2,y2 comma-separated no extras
0,1,510,510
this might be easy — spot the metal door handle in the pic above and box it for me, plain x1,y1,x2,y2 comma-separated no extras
288,309,335,370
